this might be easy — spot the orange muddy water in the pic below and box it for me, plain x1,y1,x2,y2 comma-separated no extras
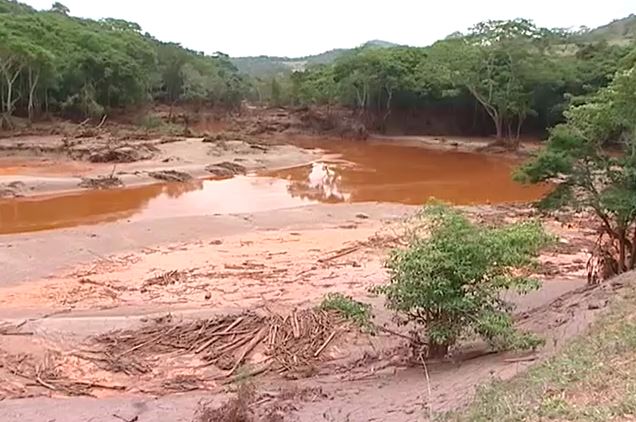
0,140,550,234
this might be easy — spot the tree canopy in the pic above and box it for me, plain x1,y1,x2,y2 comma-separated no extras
265,19,634,143
517,58,636,278
0,0,634,142
0,0,250,125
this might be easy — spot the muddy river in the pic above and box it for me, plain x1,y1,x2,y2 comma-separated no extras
0,140,549,234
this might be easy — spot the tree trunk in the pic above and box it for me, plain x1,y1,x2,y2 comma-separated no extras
618,229,626,274
427,342,450,358
44,87,49,115
27,68,40,124
3,65,22,126
5,75,13,117
355,87,363,109
629,225,636,270
381,87,393,134
466,85,503,140
168,101,175,122
505,120,520,149
494,115,503,139
516,115,524,140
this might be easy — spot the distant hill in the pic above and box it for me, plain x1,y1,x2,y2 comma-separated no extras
232,15,636,79
232,40,399,78
578,14,636,44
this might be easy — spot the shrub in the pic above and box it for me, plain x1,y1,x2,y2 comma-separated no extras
374,204,552,357
320,293,373,331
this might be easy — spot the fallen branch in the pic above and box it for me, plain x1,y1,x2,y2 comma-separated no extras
195,316,245,354
222,361,272,385
35,375,57,392
113,415,139,422
224,327,268,377
504,355,538,363
318,245,361,263
419,353,434,422
375,325,425,345
119,325,178,357
314,330,337,358
96,114,108,129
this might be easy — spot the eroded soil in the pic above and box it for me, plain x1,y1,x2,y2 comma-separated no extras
0,200,607,422
0,134,317,198
0,112,606,421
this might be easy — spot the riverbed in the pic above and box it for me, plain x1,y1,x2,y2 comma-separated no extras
0,134,595,422
0,138,549,235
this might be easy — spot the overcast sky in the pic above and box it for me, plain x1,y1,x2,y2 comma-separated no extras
22,0,636,57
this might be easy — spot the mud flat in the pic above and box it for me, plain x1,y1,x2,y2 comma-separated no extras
0,129,601,422
0,135,318,197
0,198,608,421
0,136,550,235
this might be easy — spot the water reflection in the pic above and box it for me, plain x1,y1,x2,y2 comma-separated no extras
0,139,551,235
0,181,203,235
284,162,351,203
269,141,550,205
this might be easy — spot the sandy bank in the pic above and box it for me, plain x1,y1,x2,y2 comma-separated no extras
0,136,319,197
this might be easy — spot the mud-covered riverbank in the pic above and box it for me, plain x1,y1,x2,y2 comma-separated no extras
0,200,607,422
0,117,593,422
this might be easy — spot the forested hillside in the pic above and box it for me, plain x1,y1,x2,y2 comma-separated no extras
231,40,399,78
1,0,635,146
272,21,634,143
0,0,250,127
578,14,636,44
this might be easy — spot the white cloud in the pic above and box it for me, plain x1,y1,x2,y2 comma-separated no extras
22,0,636,57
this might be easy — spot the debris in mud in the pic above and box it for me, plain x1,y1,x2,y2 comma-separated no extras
194,384,329,422
297,107,368,140
202,131,258,144
247,112,293,136
195,384,256,422
79,175,123,189
163,374,207,392
115,131,156,141
74,128,100,139
0,320,31,336
205,161,247,178
142,270,189,288
250,144,268,152
0,349,125,397
148,170,193,183
88,144,156,163
86,309,344,381
158,136,185,144
0,181,26,198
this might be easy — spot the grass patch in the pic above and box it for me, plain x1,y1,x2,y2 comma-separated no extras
443,283,636,422
320,293,373,331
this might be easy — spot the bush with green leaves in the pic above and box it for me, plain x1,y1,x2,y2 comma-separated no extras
517,65,636,277
320,293,373,331
374,204,552,357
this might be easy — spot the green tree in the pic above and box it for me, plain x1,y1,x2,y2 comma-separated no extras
517,64,636,277
422,19,559,146
375,204,551,357
0,29,28,126
50,2,69,15
0,1,250,123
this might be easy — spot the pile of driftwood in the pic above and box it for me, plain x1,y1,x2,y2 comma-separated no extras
0,310,346,399
84,309,343,381
1,350,124,397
